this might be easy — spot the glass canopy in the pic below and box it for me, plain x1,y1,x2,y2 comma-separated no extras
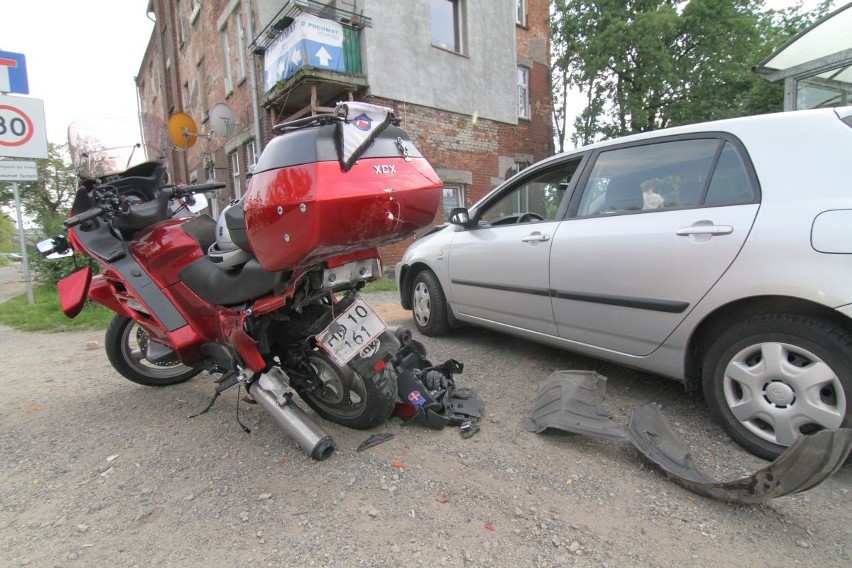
753,2,852,110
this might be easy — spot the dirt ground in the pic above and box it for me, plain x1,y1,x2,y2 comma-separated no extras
0,287,850,567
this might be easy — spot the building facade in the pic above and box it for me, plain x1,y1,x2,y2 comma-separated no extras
137,0,552,266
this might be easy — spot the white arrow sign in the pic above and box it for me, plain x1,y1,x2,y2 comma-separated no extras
315,46,331,67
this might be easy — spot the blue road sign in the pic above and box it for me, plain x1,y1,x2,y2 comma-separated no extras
0,51,29,95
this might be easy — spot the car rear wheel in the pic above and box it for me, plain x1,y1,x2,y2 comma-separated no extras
411,269,450,337
702,314,852,460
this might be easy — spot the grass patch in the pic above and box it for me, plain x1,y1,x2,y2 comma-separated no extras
363,276,398,293
0,277,398,333
0,285,113,332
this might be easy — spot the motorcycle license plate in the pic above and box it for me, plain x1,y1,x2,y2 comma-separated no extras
318,298,387,366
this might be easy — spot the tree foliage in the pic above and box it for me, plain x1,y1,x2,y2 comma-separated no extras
551,0,834,150
0,144,96,284
0,143,78,236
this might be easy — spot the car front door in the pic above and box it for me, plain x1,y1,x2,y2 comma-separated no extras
446,158,582,335
550,136,760,356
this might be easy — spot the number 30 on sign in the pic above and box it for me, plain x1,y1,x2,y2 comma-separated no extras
0,95,48,159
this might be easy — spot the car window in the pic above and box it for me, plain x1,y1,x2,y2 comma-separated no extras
478,158,581,226
705,142,757,206
577,139,721,216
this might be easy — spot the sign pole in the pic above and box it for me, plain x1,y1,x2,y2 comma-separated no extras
11,181,34,305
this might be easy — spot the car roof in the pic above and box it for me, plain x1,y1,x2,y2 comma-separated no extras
540,105,852,167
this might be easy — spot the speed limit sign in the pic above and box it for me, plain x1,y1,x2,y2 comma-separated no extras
0,94,48,159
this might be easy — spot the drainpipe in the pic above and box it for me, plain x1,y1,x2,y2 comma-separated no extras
245,0,264,155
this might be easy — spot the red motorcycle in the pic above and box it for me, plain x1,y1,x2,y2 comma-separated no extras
38,105,442,459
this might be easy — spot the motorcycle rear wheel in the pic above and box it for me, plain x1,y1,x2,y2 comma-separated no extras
105,315,201,386
295,350,397,430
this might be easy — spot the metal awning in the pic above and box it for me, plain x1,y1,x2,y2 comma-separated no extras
753,2,852,110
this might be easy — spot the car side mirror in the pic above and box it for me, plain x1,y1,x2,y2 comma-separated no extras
448,207,471,227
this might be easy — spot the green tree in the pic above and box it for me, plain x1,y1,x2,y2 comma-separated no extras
0,143,78,236
0,144,95,284
551,0,832,148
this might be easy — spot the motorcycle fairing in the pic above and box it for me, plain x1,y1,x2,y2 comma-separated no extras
57,267,92,318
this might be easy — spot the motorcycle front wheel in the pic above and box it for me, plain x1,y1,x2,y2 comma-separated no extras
295,350,397,430
105,315,201,386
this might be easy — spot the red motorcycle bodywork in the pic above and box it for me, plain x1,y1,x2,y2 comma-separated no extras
57,267,92,318
63,122,441,375
245,157,441,271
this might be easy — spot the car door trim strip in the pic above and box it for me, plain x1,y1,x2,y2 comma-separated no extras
452,279,689,314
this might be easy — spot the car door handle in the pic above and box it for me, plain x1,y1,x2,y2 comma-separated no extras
521,232,550,243
676,224,733,236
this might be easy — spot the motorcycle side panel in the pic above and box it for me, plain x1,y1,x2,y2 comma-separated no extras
57,267,92,318
130,219,208,287
244,158,441,272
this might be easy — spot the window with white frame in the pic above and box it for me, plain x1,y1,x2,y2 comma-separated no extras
196,59,208,120
245,140,257,174
176,0,187,45
442,185,464,220
189,0,201,23
222,25,233,93
517,66,530,119
235,8,247,82
431,0,466,54
516,0,527,26
230,151,241,197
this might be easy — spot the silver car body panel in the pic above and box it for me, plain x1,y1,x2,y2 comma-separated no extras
399,107,852,383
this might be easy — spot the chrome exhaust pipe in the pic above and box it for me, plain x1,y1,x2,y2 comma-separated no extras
248,370,335,461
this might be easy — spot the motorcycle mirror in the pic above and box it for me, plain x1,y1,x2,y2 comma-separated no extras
47,250,74,260
37,236,73,259
187,193,209,214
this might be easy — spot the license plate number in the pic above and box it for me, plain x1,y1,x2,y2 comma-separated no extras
318,298,386,366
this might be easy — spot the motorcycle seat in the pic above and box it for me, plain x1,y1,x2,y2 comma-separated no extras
178,255,277,307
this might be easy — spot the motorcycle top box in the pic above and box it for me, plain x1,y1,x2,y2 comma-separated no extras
241,108,443,271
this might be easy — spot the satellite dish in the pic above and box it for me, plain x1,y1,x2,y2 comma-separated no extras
209,103,237,137
168,112,199,150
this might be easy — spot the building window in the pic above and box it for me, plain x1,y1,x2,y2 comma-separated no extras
176,0,186,45
517,66,530,119
516,0,527,26
245,140,257,174
235,8,247,82
222,26,233,94
230,151,242,198
196,59,208,120
189,0,201,23
431,0,466,54
442,185,464,220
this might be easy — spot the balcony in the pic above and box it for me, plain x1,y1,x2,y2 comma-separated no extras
252,1,371,123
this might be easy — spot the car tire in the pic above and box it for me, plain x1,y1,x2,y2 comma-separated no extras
702,314,852,460
411,269,450,337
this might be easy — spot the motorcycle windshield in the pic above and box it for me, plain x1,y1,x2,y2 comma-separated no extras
67,114,173,179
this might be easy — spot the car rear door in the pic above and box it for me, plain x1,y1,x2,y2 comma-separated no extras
550,135,760,356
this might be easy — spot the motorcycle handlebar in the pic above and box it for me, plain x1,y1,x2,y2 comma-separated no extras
64,206,106,228
162,181,227,199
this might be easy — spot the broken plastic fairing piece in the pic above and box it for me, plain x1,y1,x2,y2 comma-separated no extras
627,403,852,503
523,370,629,442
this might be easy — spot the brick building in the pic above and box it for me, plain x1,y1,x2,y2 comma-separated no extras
137,0,552,267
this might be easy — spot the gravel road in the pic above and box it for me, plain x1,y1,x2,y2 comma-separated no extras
1,289,850,567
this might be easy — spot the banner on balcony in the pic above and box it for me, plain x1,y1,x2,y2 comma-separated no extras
264,13,345,92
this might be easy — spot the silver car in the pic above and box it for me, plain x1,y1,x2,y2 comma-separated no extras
397,106,852,460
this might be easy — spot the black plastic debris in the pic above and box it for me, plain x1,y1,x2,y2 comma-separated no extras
357,432,395,452
628,403,852,503
389,337,483,433
527,370,852,503
524,371,628,442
